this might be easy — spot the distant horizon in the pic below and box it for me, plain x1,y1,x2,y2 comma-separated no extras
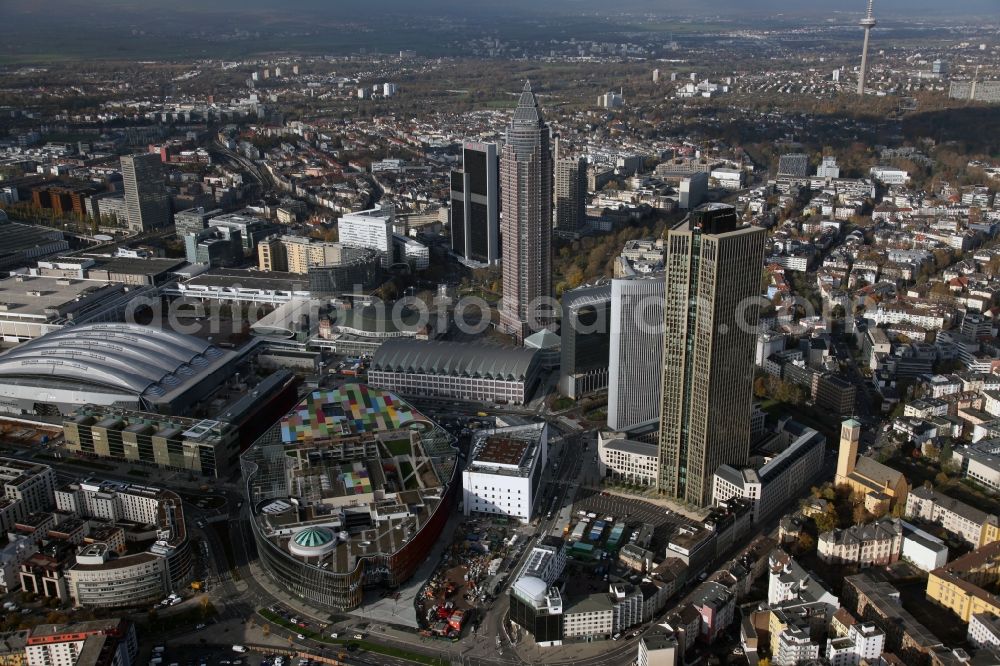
5,0,999,21
2,0,995,64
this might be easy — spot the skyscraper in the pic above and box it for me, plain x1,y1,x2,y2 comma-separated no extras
121,153,171,233
858,0,877,95
657,204,766,506
554,154,587,235
450,142,499,266
499,81,553,342
559,283,612,399
608,274,665,433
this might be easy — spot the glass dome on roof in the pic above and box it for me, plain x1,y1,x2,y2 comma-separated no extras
293,526,335,547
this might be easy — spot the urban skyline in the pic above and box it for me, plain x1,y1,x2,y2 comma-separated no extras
0,2,996,665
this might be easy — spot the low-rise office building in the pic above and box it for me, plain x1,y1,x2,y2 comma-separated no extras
969,612,1000,651
712,420,825,523
66,546,171,609
825,622,885,666
842,573,943,664
768,550,839,610
952,439,1000,492
638,627,679,666
0,217,69,272
509,576,564,647
63,407,241,479
772,619,820,666
169,268,311,306
57,480,191,608
0,459,55,517
562,593,614,639
597,432,658,486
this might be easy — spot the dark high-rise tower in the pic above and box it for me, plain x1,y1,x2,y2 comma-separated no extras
450,142,499,266
499,81,553,342
121,152,171,233
657,204,766,507
554,152,587,235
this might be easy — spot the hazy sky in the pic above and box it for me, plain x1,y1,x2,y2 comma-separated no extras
6,0,999,18
3,0,993,62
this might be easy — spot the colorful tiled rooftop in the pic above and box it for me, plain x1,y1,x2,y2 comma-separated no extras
280,383,428,443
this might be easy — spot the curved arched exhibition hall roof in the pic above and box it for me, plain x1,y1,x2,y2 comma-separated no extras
0,323,226,399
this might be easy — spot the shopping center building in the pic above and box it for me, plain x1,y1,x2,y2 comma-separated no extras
242,383,457,611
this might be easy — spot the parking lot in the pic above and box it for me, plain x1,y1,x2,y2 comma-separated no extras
571,489,696,553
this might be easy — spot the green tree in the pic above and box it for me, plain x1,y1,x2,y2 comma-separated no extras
814,507,837,533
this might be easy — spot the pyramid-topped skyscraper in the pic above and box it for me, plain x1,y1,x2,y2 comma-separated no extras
498,81,554,342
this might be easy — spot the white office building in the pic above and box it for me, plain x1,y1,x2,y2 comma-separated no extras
816,156,841,179
679,172,708,209
56,481,164,525
518,538,567,585
598,431,658,486
608,274,664,433
826,622,885,666
712,421,825,523
339,205,394,267
869,167,910,185
462,422,547,524
638,627,679,666
900,521,949,572
969,612,1000,650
